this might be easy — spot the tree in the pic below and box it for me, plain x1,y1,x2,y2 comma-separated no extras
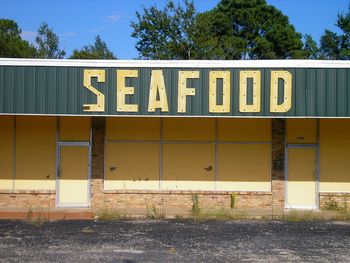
35,22,65,59
0,19,37,58
303,34,321,59
131,0,197,59
70,35,116,59
195,0,305,59
320,4,350,60
131,0,306,60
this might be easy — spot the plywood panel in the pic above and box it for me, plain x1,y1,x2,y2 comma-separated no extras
106,118,161,141
15,116,56,190
162,143,215,190
217,144,271,191
59,146,89,205
163,118,215,141
105,142,160,190
60,117,90,141
287,148,317,207
287,119,317,144
0,116,14,190
218,119,271,142
320,119,350,192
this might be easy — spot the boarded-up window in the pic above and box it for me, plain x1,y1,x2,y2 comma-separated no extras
104,118,160,190
0,116,15,190
217,118,271,191
217,144,271,191
320,119,350,192
15,116,56,190
162,143,215,190
104,117,271,192
106,118,160,141
218,118,271,142
105,142,160,190
161,118,216,190
163,118,215,141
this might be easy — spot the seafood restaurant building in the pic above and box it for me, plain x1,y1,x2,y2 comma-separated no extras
0,59,349,212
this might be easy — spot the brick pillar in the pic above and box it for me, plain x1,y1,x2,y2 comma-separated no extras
90,117,105,208
271,118,286,213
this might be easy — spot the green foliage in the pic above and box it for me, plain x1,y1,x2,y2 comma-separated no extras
323,199,341,211
131,0,197,59
303,34,320,59
230,193,236,209
70,35,116,59
195,0,305,59
35,22,65,59
319,3,350,60
146,204,165,219
96,208,122,221
131,0,305,60
191,194,200,217
0,19,37,58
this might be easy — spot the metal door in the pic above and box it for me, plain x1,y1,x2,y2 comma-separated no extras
57,143,90,207
286,146,318,209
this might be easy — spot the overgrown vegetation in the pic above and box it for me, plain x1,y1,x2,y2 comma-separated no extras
27,207,47,226
146,204,165,219
230,193,236,209
96,208,123,221
191,194,201,218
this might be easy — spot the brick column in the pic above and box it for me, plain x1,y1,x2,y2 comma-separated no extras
90,117,105,208
271,119,286,213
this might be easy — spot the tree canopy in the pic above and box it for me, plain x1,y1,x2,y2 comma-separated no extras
319,4,350,60
70,35,117,59
131,0,306,59
0,19,37,58
35,22,65,59
131,0,197,59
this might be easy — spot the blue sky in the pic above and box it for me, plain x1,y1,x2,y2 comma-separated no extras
0,0,349,59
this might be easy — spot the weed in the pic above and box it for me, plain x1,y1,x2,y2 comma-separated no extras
174,214,184,219
96,208,122,221
27,207,46,226
146,204,165,219
191,194,200,218
323,199,340,211
27,207,33,220
198,208,249,220
230,193,236,209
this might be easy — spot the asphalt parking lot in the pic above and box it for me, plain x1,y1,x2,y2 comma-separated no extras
0,220,349,263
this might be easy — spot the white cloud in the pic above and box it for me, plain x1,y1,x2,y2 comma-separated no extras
106,14,123,23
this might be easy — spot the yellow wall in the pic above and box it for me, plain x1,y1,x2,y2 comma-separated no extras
218,118,271,142
320,119,350,192
106,117,160,141
287,119,317,144
60,117,91,141
162,143,215,190
163,118,215,141
105,142,160,190
0,116,15,190
15,116,56,190
217,144,271,191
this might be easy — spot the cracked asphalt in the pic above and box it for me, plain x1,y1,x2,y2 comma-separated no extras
0,220,350,263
